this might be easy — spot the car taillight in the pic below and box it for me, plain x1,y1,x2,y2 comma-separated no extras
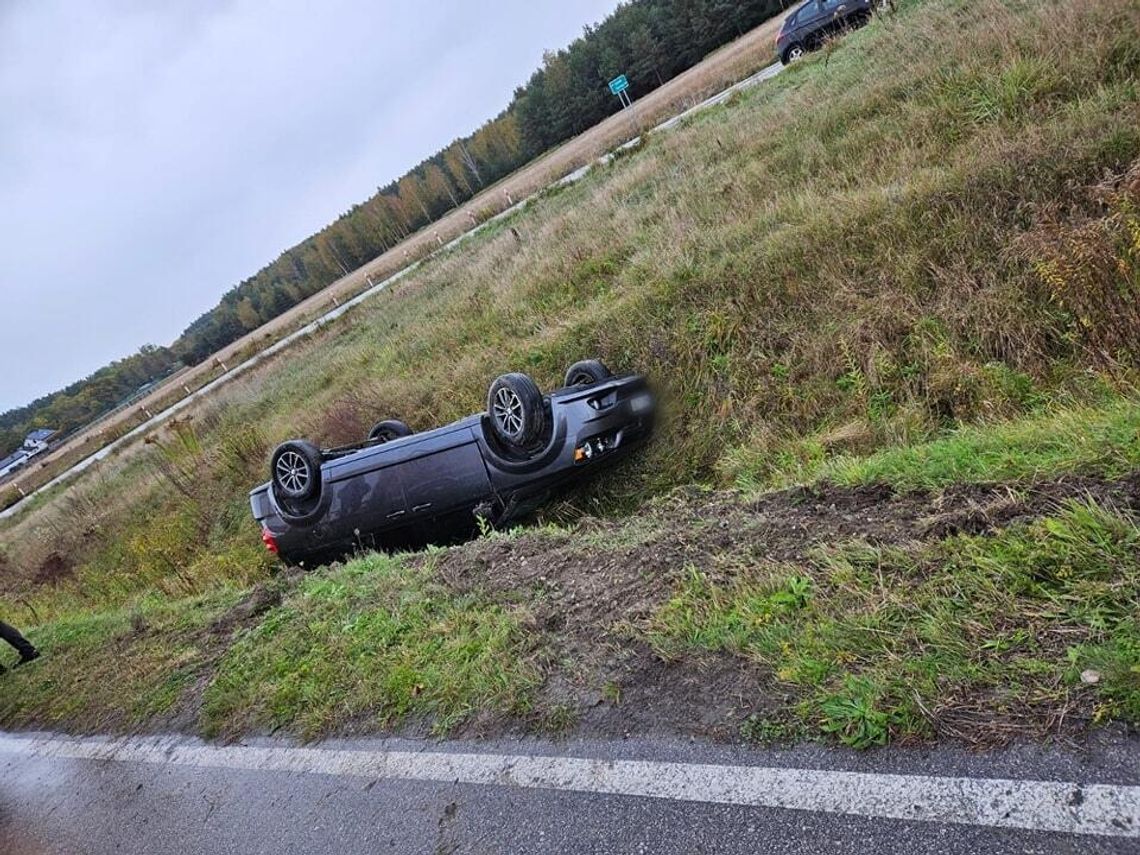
261,528,279,554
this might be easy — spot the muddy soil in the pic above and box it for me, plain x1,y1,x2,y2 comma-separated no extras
426,473,1140,742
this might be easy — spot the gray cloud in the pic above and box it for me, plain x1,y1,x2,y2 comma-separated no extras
0,0,619,410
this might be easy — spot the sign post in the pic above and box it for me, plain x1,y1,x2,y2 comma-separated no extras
608,74,632,108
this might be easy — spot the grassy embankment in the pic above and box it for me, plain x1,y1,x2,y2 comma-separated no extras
0,12,794,515
1,0,1137,745
4,401,1137,744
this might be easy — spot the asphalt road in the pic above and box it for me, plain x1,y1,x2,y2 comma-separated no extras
2,730,1137,854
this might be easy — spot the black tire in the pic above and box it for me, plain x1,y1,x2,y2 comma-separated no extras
563,358,612,388
487,372,545,448
270,440,322,502
782,43,804,65
368,419,413,443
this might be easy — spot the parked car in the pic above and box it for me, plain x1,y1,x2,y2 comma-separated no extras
250,360,655,565
776,0,875,65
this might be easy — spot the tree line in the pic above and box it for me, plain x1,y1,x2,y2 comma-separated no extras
170,0,792,365
4,0,791,448
0,346,180,459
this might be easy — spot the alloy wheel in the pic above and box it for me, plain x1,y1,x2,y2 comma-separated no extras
492,387,525,437
275,450,311,495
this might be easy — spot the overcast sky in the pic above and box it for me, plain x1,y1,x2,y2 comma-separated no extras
0,0,620,412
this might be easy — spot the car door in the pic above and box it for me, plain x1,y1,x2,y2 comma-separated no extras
794,0,825,43
398,439,492,526
818,0,852,36
326,458,408,548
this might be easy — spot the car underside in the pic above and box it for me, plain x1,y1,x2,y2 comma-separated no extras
250,360,655,565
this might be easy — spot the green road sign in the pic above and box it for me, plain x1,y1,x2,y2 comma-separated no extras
608,74,629,95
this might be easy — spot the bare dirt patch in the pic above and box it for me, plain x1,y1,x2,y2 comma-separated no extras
426,472,1140,742
32,551,73,586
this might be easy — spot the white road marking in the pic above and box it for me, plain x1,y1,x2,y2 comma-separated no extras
0,733,1135,837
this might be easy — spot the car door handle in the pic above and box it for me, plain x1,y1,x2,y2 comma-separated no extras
412,503,433,513
386,510,406,519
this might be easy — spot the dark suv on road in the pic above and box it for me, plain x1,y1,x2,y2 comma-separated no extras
776,0,875,65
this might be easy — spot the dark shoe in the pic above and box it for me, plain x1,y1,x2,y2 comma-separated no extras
14,649,40,667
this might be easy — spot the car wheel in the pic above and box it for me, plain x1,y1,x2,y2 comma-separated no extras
563,359,612,388
270,440,322,501
368,419,413,443
782,43,804,64
487,372,545,448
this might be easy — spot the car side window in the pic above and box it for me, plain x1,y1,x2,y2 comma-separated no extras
821,0,845,10
796,3,818,23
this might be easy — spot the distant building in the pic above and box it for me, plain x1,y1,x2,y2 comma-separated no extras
0,428,58,480
23,428,56,452
0,451,26,479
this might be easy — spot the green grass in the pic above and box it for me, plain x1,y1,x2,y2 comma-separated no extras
822,397,1140,490
726,395,1140,492
200,552,541,738
2,553,542,739
0,589,244,731
2,424,1136,745
643,499,1140,747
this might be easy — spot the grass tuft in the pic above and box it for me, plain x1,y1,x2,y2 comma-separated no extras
643,499,1140,746
200,552,541,738
819,397,1140,491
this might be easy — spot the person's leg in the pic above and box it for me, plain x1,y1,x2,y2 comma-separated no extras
0,620,39,662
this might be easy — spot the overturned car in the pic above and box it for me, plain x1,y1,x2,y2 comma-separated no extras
250,360,654,564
